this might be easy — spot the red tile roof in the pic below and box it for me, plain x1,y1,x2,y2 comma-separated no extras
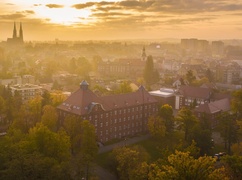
194,98,231,114
57,85,157,116
178,86,212,99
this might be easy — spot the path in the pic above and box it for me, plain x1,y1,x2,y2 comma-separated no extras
95,134,151,180
98,134,151,154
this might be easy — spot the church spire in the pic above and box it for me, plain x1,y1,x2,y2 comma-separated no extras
13,22,17,39
141,46,147,61
19,22,23,42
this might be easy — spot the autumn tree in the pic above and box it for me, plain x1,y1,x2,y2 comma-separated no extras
63,116,98,179
158,104,174,133
41,105,58,131
111,146,150,180
63,114,82,154
232,89,242,119
28,95,43,123
148,151,229,180
218,112,238,154
176,107,198,142
1,123,71,180
222,155,242,179
75,120,98,180
114,81,133,94
148,116,166,139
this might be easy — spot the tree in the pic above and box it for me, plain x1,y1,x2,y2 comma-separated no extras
63,115,82,155
176,107,198,142
41,91,52,107
231,142,242,156
143,55,159,87
218,112,238,154
111,146,149,180
158,104,174,133
148,151,229,180
41,105,58,131
148,116,166,139
76,120,98,180
191,124,213,155
50,91,67,107
63,116,98,179
186,70,196,84
115,81,133,94
28,95,43,123
222,155,242,179
206,68,214,82
232,89,242,119
1,123,71,180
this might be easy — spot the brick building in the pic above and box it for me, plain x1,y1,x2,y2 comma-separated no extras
194,98,231,128
57,80,158,143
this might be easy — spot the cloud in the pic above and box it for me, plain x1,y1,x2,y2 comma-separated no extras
24,10,35,14
0,13,25,20
46,4,64,8
72,2,96,9
5,3,15,6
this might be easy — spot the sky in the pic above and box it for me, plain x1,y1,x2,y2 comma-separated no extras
1,0,242,41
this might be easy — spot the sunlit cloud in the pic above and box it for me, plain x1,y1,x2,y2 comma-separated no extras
0,0,242,40
46,4,64,9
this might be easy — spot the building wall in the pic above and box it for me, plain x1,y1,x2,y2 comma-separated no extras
58,102,158,143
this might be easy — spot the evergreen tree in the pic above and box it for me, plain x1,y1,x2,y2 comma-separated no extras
143,55,159,87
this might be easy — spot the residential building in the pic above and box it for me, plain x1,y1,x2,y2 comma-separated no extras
149,88,176,108
211,41,224,57
97,58,145,78
57,80,158,143
175,86,212,110
10,84,42,101
194,98,231,128
215,62,240,84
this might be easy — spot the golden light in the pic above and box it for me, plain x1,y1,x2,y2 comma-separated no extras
34,6,92,25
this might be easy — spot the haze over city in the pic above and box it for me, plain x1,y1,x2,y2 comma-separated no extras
1,0,242,41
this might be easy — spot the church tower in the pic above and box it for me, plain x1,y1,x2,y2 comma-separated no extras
19,22,23,42
12,22,17,39
141,46,147,61
7,22,24,45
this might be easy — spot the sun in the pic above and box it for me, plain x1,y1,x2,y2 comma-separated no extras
34,6,92,26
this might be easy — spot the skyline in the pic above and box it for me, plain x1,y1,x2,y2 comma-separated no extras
1,0,242,41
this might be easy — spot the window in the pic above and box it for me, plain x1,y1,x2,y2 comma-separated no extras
100,122,103,127
106,122,108,126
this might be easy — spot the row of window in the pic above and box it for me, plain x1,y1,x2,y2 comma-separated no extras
99,127,145,142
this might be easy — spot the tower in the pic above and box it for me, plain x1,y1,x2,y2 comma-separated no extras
7,22,24,45
12,22,17,39
141,46,147,61
19,22,23,42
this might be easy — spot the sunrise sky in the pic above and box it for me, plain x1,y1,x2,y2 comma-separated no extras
1,0,242,41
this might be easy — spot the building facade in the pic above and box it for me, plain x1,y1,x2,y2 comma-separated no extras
10,84,42,101
57,81,158,143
